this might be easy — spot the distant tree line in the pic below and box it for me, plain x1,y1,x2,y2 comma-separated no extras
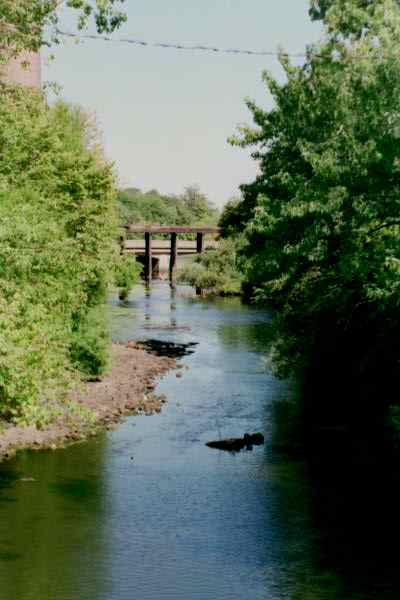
117,185,219,229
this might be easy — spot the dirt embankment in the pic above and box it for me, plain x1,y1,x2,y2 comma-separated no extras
0,343,177,462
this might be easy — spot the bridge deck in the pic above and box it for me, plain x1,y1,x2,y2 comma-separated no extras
121,223,219,289
124,225,220,235
125,239,218,255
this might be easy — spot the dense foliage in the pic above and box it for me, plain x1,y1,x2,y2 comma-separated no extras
309,0,400,24
0,0,126,62
223,0,400,424
118,185,218,229
114,254,141,300
0,84,126,424
178,239,242,296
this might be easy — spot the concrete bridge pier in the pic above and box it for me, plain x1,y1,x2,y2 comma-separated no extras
197,232,204,254
145,232,152,285
169,233,177,289
195,233,204,295
123,225,220,290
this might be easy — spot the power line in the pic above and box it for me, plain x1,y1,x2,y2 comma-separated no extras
55,29,392,62
55,29,310,59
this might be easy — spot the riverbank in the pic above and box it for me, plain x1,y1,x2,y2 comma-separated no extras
0,343,177,462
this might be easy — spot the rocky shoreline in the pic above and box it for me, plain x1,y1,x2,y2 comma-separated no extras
0,342,177,462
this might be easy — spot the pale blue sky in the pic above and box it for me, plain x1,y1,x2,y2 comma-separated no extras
44,1,321,207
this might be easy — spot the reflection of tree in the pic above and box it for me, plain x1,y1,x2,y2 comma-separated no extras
217,319,274,354
0,439,111,600
217,310,400,597
261,443,400,599
304,456,400,599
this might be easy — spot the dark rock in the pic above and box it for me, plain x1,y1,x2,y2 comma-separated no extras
136,339,198,359
248,432,264,445
206,433,264,453
206,438,245,452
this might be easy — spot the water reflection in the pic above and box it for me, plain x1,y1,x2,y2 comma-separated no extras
0,440,112,600
217,319,274,353
0,283,399,599
305,457,400,599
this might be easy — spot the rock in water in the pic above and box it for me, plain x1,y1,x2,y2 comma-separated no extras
249,433,264,445
206,433,264,452
206,438,245,452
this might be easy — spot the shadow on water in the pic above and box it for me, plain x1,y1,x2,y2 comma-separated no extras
0,283,400,599
299,450,400,599
0,441,112,600
0,469,23,563
136,339,198,358
128,283,400,600
217,319,275,353
49,477,103,501
0,468,20,504
267,377,400,599
0,551,22,563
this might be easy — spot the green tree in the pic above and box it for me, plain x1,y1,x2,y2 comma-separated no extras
117,186,218,229
231,0,400,408
178,238,243,296
181,185,217,223
219,194,258,237
0,84,129,423
310,0,400,23
0,0,126,61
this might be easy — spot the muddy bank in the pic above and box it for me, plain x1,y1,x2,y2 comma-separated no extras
0,343,177,462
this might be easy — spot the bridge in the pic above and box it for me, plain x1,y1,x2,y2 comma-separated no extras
121,225,220,287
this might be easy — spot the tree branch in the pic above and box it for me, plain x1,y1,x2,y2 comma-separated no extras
369,220,400,235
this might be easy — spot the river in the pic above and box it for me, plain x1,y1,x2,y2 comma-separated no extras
0,282,400,599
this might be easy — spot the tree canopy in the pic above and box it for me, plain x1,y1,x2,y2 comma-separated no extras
0,0,126,60
310,0,399,20
0,0,136,427
118,185,219,229
223,0,400,393
309,0,400,34
0,84,127,424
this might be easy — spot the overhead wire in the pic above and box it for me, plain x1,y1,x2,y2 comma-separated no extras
55,29,392,62
55,29,318,59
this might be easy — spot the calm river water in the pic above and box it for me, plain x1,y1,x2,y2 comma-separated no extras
0,283,400,599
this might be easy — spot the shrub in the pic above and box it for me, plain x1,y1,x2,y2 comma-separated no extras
178,239,242,296
0,85,119,423
114,254,142,300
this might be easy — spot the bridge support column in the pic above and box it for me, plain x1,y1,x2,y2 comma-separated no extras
196,232,204,296
145,232,152,285
196,232,204,254
119,229,126,256
169,232,177,289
